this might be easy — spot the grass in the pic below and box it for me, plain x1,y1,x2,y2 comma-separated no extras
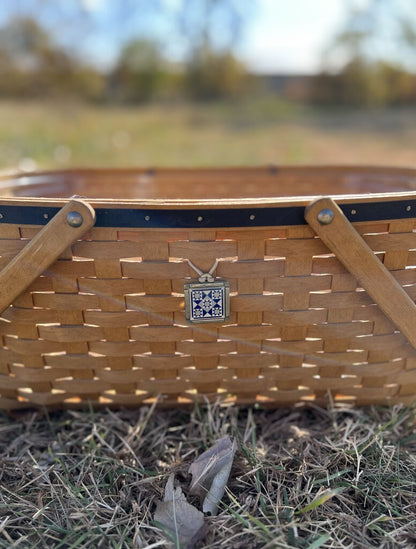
1,402,416,548
0,98,416,170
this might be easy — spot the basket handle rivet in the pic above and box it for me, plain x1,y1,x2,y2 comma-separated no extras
66,211,83,228
317,208,334,225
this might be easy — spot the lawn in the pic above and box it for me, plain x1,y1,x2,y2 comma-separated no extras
1,403,416,548
0,99,416,170
1,98,416,548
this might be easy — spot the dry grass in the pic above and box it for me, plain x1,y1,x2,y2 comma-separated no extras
1,402,416,548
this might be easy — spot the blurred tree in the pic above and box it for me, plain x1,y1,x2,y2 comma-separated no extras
377,61,416,105
0,16,105,100
0,16,51,71
108,0,255,101
312,60,416,107
109,39,170,102
337,57,388,106
0,0,255,102
323,0,416,71
185,47,249,100
177,0,250,53
314,0,416,106
177,0,254,100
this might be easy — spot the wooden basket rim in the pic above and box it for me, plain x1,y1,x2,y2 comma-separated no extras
0,165,416,228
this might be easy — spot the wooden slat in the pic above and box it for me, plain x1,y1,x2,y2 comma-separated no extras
0,199,95,314
125,296,183,312
217,258,284,278
83,310,147,327
305,197,416,350
73,241,140,259
121,260,189,279
231,295,283,311
78,278,143,295
37,325,104,342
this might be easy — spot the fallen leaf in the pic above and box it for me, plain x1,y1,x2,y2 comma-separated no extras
154,474,204,549
189,435,237,516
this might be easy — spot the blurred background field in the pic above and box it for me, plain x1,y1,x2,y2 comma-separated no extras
2,100,416,171
0,0,415,173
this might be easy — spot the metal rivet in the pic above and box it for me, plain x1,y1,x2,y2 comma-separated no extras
249,214,256,221
144,215,150,221
0,213,3,219
351,209,357,215
66,211,83,228
317,208,334,225
43,213,49,219
197,216,203,222
406,205,412,212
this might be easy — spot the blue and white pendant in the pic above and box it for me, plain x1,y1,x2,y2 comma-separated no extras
184,260,230,324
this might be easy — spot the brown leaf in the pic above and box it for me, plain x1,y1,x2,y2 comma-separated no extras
189,436,237,516
154,474,204,549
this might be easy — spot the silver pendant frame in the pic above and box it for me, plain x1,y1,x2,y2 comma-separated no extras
184,279,230,324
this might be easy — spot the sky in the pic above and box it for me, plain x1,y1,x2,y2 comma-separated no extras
237,0,348,74
79,0,351,74
1,0,414,74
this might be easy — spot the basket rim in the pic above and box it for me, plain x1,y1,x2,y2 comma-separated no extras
0,165,416,228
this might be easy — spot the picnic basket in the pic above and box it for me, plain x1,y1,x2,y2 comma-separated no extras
1,165,416,410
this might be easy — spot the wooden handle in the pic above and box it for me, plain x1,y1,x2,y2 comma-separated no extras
305,197,416,349
0,199,95,314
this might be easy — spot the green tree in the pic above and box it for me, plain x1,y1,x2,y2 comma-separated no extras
339,57,388,106
0,1,256,102
0,16,104,100
109,39,170,102
315,1,416,106
185,47,249,100
177,0,254,100
377,61,416,105
324,0,416,70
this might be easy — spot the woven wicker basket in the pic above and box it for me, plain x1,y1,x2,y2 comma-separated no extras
1,166,416,410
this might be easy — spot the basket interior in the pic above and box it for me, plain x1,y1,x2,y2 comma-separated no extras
1,166,416,201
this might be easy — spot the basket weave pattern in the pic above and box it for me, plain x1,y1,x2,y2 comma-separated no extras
1,216,416,409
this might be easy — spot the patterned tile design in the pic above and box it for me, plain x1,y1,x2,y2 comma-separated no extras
184,280,230,323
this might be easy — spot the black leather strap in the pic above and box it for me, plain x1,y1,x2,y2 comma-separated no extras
0,199,415,228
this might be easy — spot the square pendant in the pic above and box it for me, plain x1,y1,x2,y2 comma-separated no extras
184,279,230,323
